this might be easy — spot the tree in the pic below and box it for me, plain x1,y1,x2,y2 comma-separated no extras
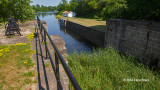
70,0,79,12
0,0,35,23
57,0,68,12
56,0,160,21
0,0,10,23
127,0,160,21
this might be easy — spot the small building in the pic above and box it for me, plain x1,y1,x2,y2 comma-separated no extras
62,11,76,17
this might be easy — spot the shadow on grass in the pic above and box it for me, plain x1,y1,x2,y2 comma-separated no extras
89,25,106,31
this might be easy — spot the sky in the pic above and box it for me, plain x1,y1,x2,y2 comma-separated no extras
30,0,71,6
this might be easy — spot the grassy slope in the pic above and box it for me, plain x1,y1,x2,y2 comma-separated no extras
68,48,160,90
0,43,35,89
57,15,106,31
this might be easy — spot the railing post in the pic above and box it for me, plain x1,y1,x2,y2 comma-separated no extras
36,16,81,90
44,30,48,59
35,25,42,90
41,25,44,42
55,53,60,90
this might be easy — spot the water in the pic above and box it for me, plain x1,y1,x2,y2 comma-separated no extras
38,12,95,53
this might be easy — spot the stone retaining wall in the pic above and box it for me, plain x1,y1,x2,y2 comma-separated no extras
105,19,160,66
66,20,106,46
61,19,160,67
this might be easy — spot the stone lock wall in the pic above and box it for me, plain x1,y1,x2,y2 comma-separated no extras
105,19,160,66
62,19,160,67
66,20,106,46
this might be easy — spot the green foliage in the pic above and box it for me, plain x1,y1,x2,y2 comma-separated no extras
24,78,32,84
0,0,35,23
127,0,160,21
68,48,160,89
44,63,50,68
0,17,3,22
32,4,57,12
57,0,160,21
33,80,38,83
23,71,35,77
101,0,127,19
0,84,3,89
57,11,64,15
57,0,68,12
70,0,79,12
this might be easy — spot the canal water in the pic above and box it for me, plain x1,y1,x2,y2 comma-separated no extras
38,12,95,53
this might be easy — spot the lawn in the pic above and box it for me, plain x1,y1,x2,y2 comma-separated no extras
68,48,160,90
0,34,36,89
56,15,106,31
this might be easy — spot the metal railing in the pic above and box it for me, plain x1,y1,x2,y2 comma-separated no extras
35,16,81,90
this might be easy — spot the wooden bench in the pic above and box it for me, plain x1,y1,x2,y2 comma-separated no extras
5,18,21,36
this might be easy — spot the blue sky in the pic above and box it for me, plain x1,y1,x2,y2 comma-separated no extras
30,0,71,6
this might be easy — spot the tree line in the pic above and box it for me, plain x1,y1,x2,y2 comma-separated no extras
1,0,160,23
32,4,57,12
57,0,160,21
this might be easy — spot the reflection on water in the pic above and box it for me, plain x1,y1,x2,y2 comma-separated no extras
37,12,58,18
59,26,94,53
38,12,95,53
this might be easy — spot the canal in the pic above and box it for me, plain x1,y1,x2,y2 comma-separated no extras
38,12,95,53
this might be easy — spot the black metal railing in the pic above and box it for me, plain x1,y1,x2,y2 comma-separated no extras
35,16,81,90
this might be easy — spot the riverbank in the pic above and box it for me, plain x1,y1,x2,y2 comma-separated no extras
56,15,106,31
68,48,160,89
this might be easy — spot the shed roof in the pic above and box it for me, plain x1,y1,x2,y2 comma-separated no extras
63,11,72,14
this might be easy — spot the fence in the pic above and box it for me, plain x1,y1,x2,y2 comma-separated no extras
35,16,81,90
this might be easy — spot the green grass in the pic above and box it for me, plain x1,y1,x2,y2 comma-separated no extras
0,84,3,89
0,43,35,89
41,41,48,45
33,80,38,83
24,78,32,84
44,63,50,68
23,71,35,77
6,35,15,38
68,48,160,90
57,15,106,31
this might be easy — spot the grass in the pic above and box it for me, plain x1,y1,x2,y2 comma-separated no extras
57,15,106,31
0,43,35,89
6,35,15,38
0,84,3,89
44,63,50,68
68,48,160,90
41,41,48,45
0,22,5,29
23,71,35,77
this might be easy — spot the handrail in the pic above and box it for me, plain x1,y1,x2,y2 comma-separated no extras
35,25,42,89
36,16,81,90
